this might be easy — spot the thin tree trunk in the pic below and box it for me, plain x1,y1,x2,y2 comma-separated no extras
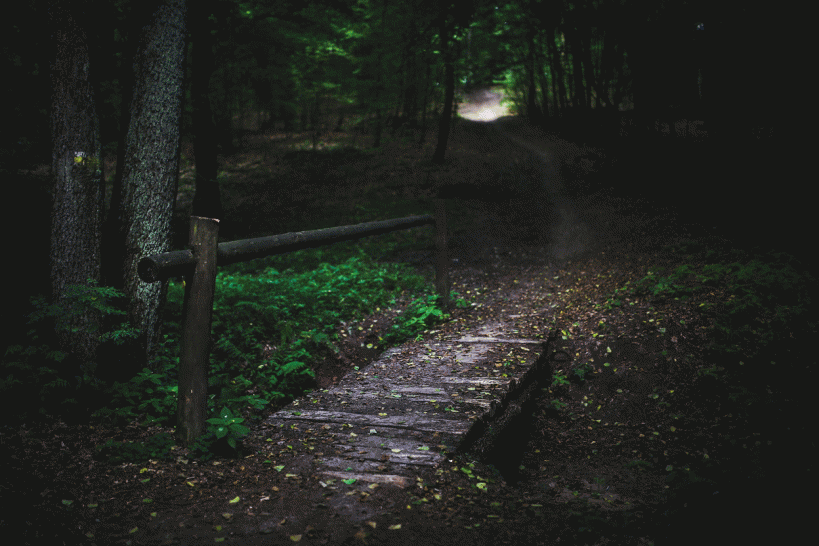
117,0,187,369
547,27,567,116
537,38,550,119
432,5,454,165
191,0,223,221
418,63,431,147
526,27,541,123
569,31,586,113
49,1,104,365
579,25,595,109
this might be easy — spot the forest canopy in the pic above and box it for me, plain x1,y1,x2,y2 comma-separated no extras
2,0,793,171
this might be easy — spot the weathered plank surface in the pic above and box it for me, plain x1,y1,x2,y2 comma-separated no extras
264,320,554,487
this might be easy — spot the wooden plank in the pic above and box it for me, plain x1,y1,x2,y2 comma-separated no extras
269,410,469,435
455,336,543,344
320,471,410,488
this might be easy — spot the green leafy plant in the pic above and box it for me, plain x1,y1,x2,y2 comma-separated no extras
189,406,251,460
26,278,138,347
2,279,137,422
572,362,594,382
549,399,567,411
95,365,178,425
608,245,816,367
551,372,570,388
384,293,450,343
206,405,250,450
625,459,652,471
630,265,695,301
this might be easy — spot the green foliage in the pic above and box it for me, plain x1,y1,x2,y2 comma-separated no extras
206,405,251,448
187,406,251,462
1,279,136,422
93,364,178,426
27,278,138,346
549,399,567,411
95,433,175,465
625,459,652,471
704,254,816,358
551,372,570,388
610,245,817,362
88,247,436,461
197,254,424,408
630,264,696,301
384,293,450,344
571,362,594,382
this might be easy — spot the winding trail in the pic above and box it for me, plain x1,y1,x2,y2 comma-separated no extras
454,87,609,262
451,87,712,270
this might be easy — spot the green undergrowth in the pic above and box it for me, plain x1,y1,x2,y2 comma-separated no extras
553,239,817,542
1,279,138,422
2,241,454,461
605,239,816,365
93,246,452,431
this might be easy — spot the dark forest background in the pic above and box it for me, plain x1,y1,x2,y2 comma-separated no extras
0,0,809,397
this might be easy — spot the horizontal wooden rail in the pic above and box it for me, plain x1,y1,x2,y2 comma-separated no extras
138,202,449,446
138,214,435,283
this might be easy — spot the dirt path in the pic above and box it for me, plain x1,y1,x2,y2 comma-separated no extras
444,108,710,270
2,97,811,546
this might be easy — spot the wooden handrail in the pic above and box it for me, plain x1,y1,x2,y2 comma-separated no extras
138,201,449,445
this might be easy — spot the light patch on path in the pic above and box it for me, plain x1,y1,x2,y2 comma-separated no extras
457,87,604,262
458,88,513,122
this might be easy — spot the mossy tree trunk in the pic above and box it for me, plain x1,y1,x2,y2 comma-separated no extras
49,1,104,365
115,0,187,370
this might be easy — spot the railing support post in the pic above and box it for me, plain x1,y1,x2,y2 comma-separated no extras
177,216,220,447
434,198,450,309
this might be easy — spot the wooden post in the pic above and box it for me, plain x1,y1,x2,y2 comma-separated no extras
177,216,220,446
434,199,450,309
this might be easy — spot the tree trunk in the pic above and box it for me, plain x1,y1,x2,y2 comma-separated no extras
526,27,541,123
418,62,431,147
546,26,567,116
569,30,586,113
191,0,223,222
117,0,187,369
49,1,104,365
432,5,454,165
580,26,595,109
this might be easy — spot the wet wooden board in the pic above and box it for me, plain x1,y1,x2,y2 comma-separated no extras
265,321,553,487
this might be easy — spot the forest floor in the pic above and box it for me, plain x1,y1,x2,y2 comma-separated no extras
1,93,814,545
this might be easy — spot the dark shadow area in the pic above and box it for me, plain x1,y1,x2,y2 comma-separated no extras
546,112,812,276
1,169,53,357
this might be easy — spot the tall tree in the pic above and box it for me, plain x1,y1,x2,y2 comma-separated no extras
48,0,104,365
432,1,456,164
113,0,188,369
190,0,224,221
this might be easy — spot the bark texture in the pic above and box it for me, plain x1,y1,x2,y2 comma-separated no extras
117,0,187,367
49,1,104,364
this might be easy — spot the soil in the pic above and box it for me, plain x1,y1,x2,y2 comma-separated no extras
1,91,813,545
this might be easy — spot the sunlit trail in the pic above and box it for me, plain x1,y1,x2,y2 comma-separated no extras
458,88,511,122
459,106,506,122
